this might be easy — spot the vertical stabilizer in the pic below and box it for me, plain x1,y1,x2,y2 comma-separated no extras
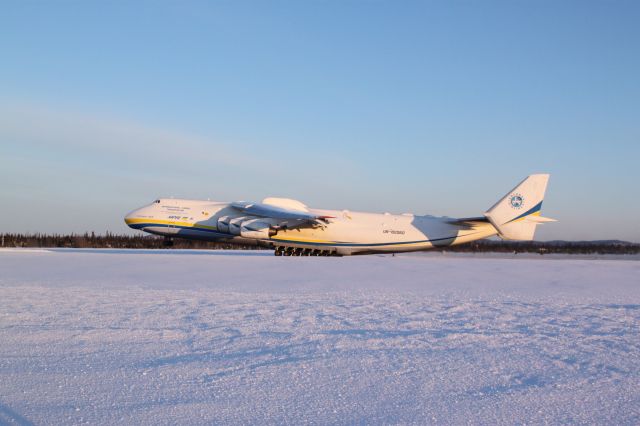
485,174,555,240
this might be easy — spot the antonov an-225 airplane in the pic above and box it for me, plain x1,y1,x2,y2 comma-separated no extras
125,174,555,256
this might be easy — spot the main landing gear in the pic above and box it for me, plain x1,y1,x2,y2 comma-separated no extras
162,237,174,247
274,247,341,257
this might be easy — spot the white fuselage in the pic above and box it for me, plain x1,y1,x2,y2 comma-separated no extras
125,198,498,255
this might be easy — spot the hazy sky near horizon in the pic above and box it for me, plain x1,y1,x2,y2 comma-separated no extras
1,1,639,241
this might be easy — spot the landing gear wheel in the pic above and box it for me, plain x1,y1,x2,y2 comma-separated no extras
162,238,174,247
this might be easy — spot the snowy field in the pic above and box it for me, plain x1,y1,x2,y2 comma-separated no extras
1,249,639,425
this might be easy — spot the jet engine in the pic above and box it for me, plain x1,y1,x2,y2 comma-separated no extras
240,218,278,239
217,215,231,233
229,216,258,235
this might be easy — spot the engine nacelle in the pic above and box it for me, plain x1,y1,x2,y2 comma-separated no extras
217,215,231,233
229,216,257,236
240,218,277,239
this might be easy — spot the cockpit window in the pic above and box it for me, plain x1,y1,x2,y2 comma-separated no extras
154,199,160,204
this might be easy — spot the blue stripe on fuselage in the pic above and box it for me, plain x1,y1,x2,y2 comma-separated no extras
128,222,226,236
130,223,482,248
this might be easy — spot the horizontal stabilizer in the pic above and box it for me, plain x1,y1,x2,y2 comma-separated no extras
448,216,490,224
447,217,490,229
523,215,557,223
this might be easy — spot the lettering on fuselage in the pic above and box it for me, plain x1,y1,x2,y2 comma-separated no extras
162,206,190,212
167,215,193,221
383,229,405,235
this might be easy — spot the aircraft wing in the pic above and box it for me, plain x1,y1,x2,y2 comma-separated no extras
231,201,334,222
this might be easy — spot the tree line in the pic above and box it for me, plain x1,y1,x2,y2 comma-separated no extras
0,232,257,250
446,239,639,255
1,233,638,254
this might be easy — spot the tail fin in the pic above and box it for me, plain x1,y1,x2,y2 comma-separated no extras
485,174,556,241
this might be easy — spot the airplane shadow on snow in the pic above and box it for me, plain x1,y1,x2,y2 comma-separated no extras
47,248,271,256
0,402,35,426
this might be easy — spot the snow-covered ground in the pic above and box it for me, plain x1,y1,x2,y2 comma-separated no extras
0,249,639,425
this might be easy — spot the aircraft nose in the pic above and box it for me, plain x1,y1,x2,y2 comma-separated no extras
124,209,140,227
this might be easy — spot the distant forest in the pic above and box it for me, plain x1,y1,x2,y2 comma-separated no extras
1,233,638,254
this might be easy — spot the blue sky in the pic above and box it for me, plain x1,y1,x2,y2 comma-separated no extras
1,1,639,241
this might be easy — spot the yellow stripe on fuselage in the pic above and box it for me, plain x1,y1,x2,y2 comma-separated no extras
270,236,338,244
270,235,436,248
124,217,217,231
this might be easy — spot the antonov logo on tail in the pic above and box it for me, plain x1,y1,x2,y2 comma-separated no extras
509,194,524,209
125,174,556,256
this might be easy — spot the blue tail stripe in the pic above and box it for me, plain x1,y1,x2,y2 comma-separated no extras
507,201,543,223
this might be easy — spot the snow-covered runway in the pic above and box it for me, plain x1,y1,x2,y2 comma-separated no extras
1,249,639,424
